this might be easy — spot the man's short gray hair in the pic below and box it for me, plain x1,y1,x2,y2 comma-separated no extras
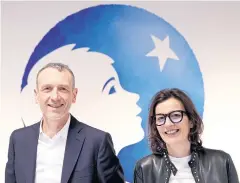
36,62,75,88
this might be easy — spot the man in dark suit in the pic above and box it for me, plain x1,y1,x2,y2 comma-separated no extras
5,62,125,183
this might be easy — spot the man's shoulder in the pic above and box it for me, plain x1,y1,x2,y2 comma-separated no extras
73,118,113,149
9,122,39,141
79,121,106,134
72,116,109,139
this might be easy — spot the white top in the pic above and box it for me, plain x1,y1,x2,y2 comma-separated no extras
35,115,71,183
169,155,195,183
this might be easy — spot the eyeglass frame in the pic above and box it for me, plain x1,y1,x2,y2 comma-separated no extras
152,110,188,126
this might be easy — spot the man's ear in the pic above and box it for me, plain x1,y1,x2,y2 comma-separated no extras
34,89,39,104
72,88,78,103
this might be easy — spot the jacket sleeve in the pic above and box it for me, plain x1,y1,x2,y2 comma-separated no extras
5,131,16,183
134,162,143,183
97,132,125,183
226,153,239,183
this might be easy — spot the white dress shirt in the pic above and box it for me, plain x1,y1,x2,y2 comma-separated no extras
169,155,195,183
35,115,71,183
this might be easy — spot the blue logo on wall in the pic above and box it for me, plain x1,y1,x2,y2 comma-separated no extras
21,4,204,182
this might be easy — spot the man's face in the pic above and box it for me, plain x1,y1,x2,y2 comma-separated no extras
34,67,78,120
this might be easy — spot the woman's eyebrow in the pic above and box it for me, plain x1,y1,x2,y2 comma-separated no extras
102,77,115,92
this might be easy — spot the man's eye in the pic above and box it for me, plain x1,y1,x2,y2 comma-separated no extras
43,87,51,91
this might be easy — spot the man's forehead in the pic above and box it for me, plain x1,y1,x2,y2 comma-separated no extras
37,68,73,85
39,67,67,74
38,67,72,79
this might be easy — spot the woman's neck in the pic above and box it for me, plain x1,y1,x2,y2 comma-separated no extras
166,141,191,158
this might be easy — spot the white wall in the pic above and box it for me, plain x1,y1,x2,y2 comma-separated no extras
1,1,240,182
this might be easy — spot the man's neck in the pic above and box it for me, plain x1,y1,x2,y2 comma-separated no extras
42,113,70,138
167,141,191,158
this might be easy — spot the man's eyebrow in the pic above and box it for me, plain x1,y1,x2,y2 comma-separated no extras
58,84,70,88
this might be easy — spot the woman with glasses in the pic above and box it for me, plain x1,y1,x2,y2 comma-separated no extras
134,88,239,183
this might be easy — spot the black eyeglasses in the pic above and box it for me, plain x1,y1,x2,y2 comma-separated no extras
152,110,187,126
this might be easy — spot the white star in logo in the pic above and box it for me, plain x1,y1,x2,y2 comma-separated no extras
146,35,179,71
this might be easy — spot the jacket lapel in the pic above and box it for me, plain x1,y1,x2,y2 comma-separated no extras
61,116,86,183
24,123,39,183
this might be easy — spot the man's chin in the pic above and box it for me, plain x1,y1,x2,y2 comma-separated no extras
45,113,68,121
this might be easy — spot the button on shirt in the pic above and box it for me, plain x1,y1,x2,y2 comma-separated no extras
35,116,70,183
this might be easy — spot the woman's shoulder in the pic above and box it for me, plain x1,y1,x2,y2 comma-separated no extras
135,153,163,168
201,147,232,160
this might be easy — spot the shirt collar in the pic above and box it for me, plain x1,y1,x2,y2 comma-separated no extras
39,114,71,139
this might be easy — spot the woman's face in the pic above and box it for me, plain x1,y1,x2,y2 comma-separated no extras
154,97,192,148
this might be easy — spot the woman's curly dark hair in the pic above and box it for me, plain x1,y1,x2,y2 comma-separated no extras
148,88,204,153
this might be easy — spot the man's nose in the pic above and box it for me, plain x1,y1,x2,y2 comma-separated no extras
50,88,60,100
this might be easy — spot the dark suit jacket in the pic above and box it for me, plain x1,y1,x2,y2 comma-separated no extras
5,115,125,183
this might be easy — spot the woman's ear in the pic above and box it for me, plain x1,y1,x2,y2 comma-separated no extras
190,120,194,128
